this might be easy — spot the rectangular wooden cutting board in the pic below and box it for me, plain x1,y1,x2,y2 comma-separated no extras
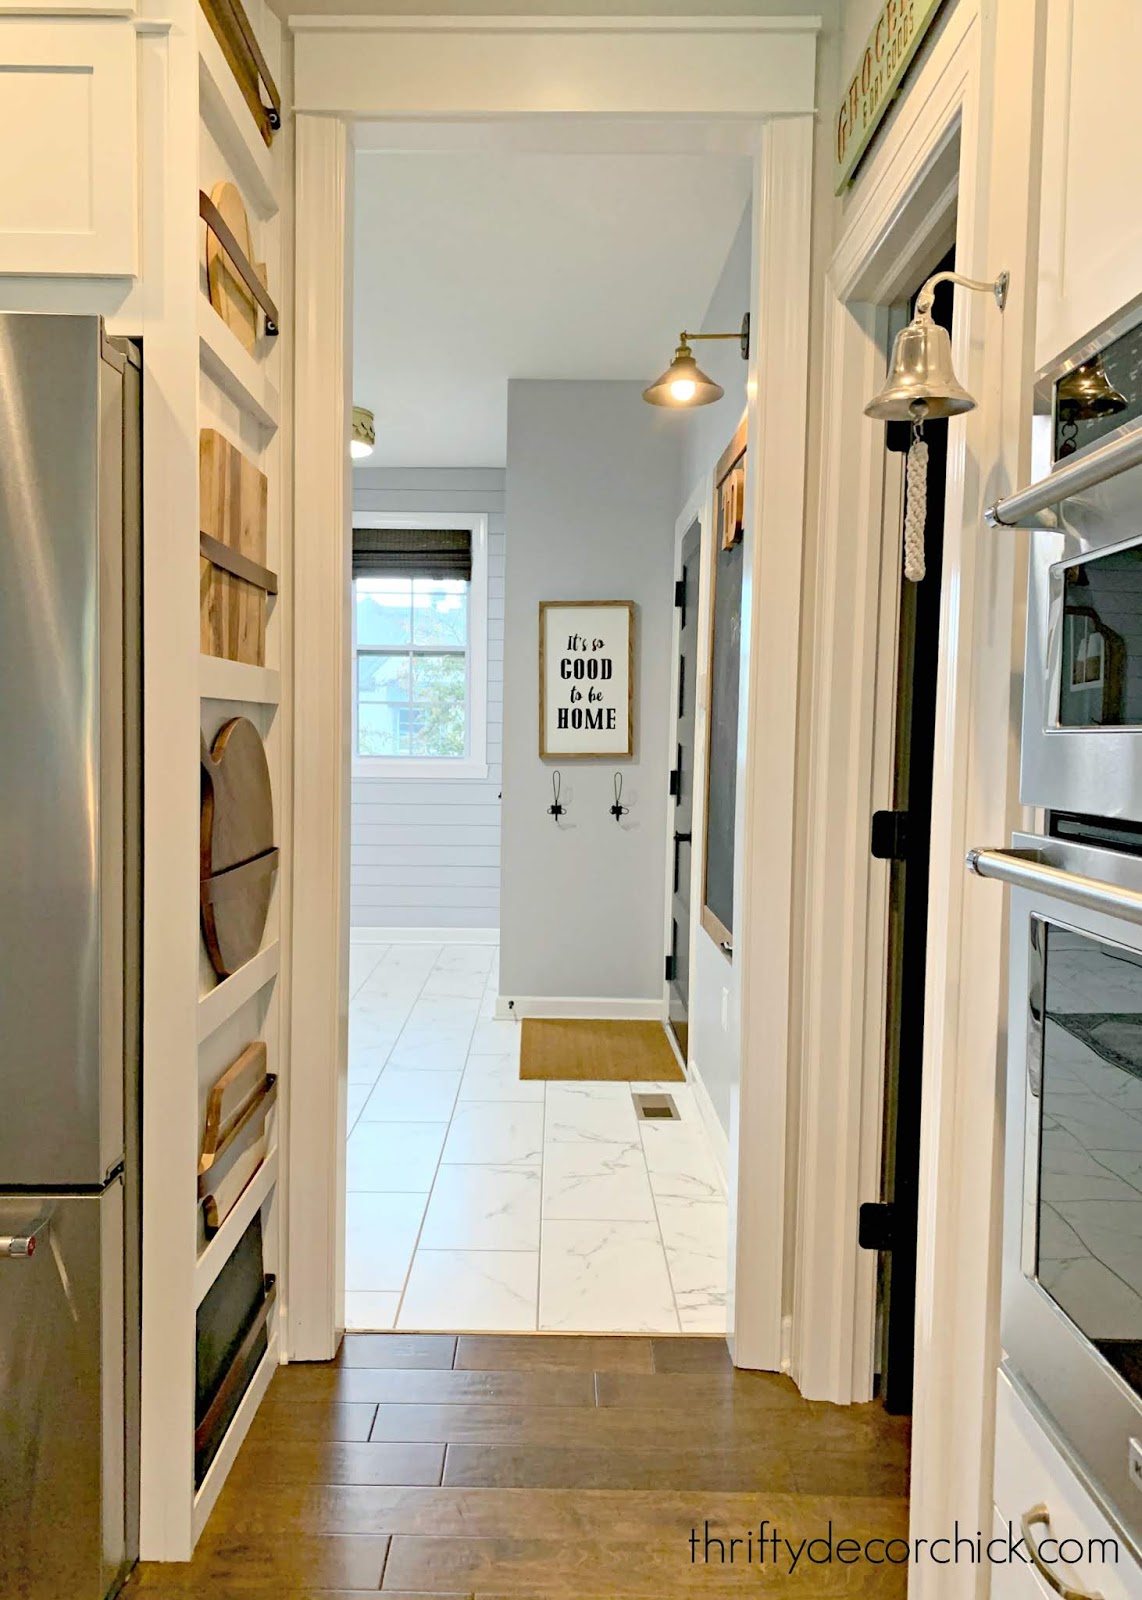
200,428,269,665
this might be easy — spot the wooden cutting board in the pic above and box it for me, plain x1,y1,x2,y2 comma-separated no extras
201,717,277,977
205,181,266,354
200,429,269,665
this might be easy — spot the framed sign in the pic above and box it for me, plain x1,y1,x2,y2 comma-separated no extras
834,0,944,193
539,601,634,759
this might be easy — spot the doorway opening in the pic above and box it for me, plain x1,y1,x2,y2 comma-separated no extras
869,248,956,1414
341,137,742,1335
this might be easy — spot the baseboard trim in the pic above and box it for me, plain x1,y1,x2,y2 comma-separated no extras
689,1057,730,1185
351,926,499,945
495,995,667,1022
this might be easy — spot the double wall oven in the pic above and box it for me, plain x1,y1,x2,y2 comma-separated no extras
971,301,1142,1559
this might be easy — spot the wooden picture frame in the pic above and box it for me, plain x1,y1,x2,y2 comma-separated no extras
700,417,747,953
538,600,635,759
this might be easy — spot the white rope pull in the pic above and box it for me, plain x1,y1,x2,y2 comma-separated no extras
903,430,928,583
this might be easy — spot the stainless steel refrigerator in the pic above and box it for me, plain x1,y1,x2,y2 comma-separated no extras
0,315,142,1600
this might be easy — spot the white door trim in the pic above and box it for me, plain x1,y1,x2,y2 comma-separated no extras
793,0,1042,1589
287,111,353,1359
286,17,818,1376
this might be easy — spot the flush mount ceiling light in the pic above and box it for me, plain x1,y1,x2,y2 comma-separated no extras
643,313,750,408
864,269,1009,585
351,405,376,460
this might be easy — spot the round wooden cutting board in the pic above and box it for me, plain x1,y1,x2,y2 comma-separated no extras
200,716,277,978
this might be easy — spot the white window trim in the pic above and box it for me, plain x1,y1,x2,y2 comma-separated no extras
351,510,489,780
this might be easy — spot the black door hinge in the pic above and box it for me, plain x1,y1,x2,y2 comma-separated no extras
669,768,681,799
871,809,909,861
674,578,686,608
858,1202,895,1251
665,954,676,982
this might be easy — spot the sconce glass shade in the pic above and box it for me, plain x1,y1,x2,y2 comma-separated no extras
351,405,376,459
864,313,976,422
642,339,725,408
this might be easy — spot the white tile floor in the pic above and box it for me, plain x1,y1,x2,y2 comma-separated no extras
345,937,729,1334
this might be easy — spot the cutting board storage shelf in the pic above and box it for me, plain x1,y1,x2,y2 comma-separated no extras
198,17,277,221
197,938,279,1041
191,1333,278,1542
199,297,280,431
200,656,280,703
137,0,287,1560
195,1145,279,1305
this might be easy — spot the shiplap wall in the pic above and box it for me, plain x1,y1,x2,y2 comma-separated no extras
351,466,504,930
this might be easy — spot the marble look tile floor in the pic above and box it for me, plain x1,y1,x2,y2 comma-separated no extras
345,937,729,1334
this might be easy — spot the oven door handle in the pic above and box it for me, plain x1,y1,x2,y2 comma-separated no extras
966,847,1142,927
1020,1504,1103,1599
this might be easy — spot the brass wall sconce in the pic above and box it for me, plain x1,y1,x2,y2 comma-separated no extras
643,313,750,408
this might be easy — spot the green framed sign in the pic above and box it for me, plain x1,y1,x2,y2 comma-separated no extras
834,0,944,194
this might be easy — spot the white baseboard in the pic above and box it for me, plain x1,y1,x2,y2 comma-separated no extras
688,1057,730,1185
351,926,499,945
495,995,667,1022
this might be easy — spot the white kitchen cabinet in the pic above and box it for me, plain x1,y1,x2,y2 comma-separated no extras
0,18,137,276
1036,0,1142,372
993,1370,1141,1600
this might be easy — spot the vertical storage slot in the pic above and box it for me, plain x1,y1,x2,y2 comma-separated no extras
194,1211,274,1487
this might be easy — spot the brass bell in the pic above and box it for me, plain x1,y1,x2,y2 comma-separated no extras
864,308,976,421
1056,355,1127,421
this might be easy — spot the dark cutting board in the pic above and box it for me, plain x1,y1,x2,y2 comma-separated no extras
201,717,277,977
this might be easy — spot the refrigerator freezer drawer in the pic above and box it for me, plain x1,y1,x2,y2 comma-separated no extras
0,1184,127,1600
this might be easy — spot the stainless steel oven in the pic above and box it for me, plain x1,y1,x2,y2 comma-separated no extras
994,302,1142,824
969,833,1142,1556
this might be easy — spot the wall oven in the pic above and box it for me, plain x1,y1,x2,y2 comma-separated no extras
1002,303,1142,825
969,834,1142,1556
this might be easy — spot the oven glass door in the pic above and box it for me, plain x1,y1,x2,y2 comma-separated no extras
1032,918,1142,1393
1056,543,1142,729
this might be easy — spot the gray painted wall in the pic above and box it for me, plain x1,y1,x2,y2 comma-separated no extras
681,197,752,498
350,467,504,930
500,381,681,1003
678,199,752,1139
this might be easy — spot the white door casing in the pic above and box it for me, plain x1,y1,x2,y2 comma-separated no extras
795,4,1044,1596
286,14,818,1370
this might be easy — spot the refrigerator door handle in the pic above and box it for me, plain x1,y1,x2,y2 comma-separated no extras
0,1208,54,1258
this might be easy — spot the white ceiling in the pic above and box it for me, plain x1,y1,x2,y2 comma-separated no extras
352,149,753,467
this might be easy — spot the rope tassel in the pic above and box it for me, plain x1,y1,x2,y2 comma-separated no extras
903,423,928,583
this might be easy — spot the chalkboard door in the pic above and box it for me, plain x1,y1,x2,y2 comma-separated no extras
701,421,746,951
667,520,702,1057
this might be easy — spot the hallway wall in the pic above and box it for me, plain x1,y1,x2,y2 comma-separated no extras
500,381,681,1008
350,466,505,930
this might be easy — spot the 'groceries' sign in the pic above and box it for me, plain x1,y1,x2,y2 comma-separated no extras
835,0,943,193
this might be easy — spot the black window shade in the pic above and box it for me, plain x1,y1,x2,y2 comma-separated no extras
352,527,472,582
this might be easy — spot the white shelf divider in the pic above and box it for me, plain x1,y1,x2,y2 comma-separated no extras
195,1145,279,1307
197,939,280,1042
198,19,278,221
191,1332,279,1542
200,654,281,705
198,298,280,432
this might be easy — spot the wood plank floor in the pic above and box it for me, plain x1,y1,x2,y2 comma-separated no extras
128,1334,911,1597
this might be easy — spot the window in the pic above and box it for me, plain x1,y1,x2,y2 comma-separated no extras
351,517,488,774
355,576,468,757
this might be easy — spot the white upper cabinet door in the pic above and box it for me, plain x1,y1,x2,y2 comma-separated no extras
1036,0,1142,371
0,19,138,277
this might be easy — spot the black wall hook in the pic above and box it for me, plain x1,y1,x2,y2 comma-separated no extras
548,770,566,822
609,772,630,824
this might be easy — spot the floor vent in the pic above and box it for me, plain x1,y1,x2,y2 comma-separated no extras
633,1092,680,1121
